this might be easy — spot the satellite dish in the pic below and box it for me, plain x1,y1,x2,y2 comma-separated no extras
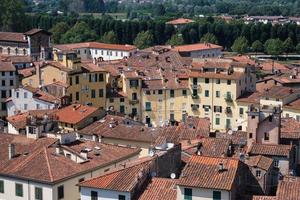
170,173,176,179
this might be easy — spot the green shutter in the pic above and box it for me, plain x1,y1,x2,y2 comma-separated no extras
0,180,4,193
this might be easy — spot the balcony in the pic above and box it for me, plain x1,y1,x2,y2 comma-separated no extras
145,108,152,112
129,99,139,105
191,104,199,111
190,84,200,90
191,94,199,99
224,94,233,103
225,107,232,115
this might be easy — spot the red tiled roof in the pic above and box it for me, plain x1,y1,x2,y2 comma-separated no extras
249,143,292,157
55,104,99,124
18,67,35,77
24,29,51,36
0,60,16,72
189,71,244,80
139,178,177,200
174,43,222,52
262,86,300,99
0,134,140,183
252,196,277,200
78,158,153,192
276,180,300,200
280,118,300,139
258,61,290,73
0,32,27,43
178,155,240,190
236,92,261,104
54,42,137,52
283,98,300,111
245,155,273,171
166,18,195,25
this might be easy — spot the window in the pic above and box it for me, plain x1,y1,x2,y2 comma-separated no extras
35,187,43,200
297,115,300,122
10,80,13,86
91,191,98,200
76,92,79,101
75,76,79,84
145,91,151,95
16,92,19,98
205,90,209,97
215,118,220,125
1,80,5,86
216,91,220,98
182,89,187,96
99,73,104,82
264,132,269,141
99,89,104,97
129,80,139,88
24,92,28,98
227,80,231,85
239,108,244,115
158,90,163,95
132,93,137,100
24,104,28,110
15,183,23,197
120,105,125,113
170,90,175,98
184,188,192,200
205,78,209,84
145,102,152,111
69,77,72,85
214,106,222,113
203,105,210,112
91,89,96,98
1,90,6,98
119,195,126,200
274,160,279,167
0,180,4,193
226,119,231,128
120,98,124,102
256,170,261,177
57,185,64,199
213,191,221,200
1,103,6,111
36,104,40,109
1,72,5,76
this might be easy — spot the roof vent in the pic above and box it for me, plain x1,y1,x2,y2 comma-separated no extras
218,162,225,172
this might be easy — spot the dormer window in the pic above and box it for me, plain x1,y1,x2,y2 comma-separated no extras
264,132,270,141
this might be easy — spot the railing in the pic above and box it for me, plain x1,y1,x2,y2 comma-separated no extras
191,94,199,99
190,84,200,90
129,99,139,105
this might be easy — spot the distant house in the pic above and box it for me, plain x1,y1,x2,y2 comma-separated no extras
174,43,223,59
0,28,52,61
6,85,60,116
166,18,195,29
53,42,137,61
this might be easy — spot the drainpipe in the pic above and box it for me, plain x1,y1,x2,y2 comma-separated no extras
211,78,214,130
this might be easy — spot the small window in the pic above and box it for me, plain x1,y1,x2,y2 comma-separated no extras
205,78,209,84
256,170,261,177
69,77,72,85
145,91,151,95
182,89,187,96
297,115,300,122
57,185,64,199
216,91,220,98
91,191,98,200
249,133,253,139
76,92,79,101
109,98,114,103
158,90,163,95
120,105,125,113
239,108,244,115
145,102,151,111
274,160,279,167
120,98,124,102
99,89,104,97
35,187,43,200
264,132,269,141
75,76,79,84
9,80,14,86
216,79,220,84
215,118,220,125
205,90,209,97
0,180,4,193
170,90,175,98
15,183,23,197
213,191,221,200
227,80,231,85
184,188,192,200
91,89,96,98
99,74,104,82
119,195,126,200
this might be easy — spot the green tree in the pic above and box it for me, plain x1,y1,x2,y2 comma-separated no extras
50,22,70,44
231,36,249,54
200,33,218,44
283,37,295,55
296,43,300,54
133,31,154,49
1,0,25,31
153,4,166,16
100,31,118,44
61,21,97,43
166,34,184,46
251,40,264,54
264,38,284,56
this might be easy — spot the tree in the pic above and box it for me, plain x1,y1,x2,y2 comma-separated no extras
133,31,154,49
50,22,70,44
153,4,166,16
251,40,264,54
166,34,184,46
61,21,97,44
231,36,249,54
296,43,300,54
200,33,218,44
283,37,295,55
264,38,284,56
100,31,118,44
1,0,25,32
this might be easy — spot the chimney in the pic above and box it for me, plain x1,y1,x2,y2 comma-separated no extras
8,144,15,160
218,162,224,172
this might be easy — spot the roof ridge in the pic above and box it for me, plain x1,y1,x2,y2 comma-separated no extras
44,147,54,181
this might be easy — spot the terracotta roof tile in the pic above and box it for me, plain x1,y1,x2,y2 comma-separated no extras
178,155,240,190
261,86,300,99
166,18,195,25
0,60,16,72
55,104,100,125
245,155,273,171
0,32,27,43
54,42,136,52
174,43,222,52
276,180,300,200
280,118,300,139
139,178,177,200
283,98,300,111
249,143,292,157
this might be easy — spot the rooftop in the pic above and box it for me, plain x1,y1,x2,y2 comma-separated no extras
174,43,222,52
261,86,299,99
249,143,292,157
244,155,273,171
166,18,195,25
